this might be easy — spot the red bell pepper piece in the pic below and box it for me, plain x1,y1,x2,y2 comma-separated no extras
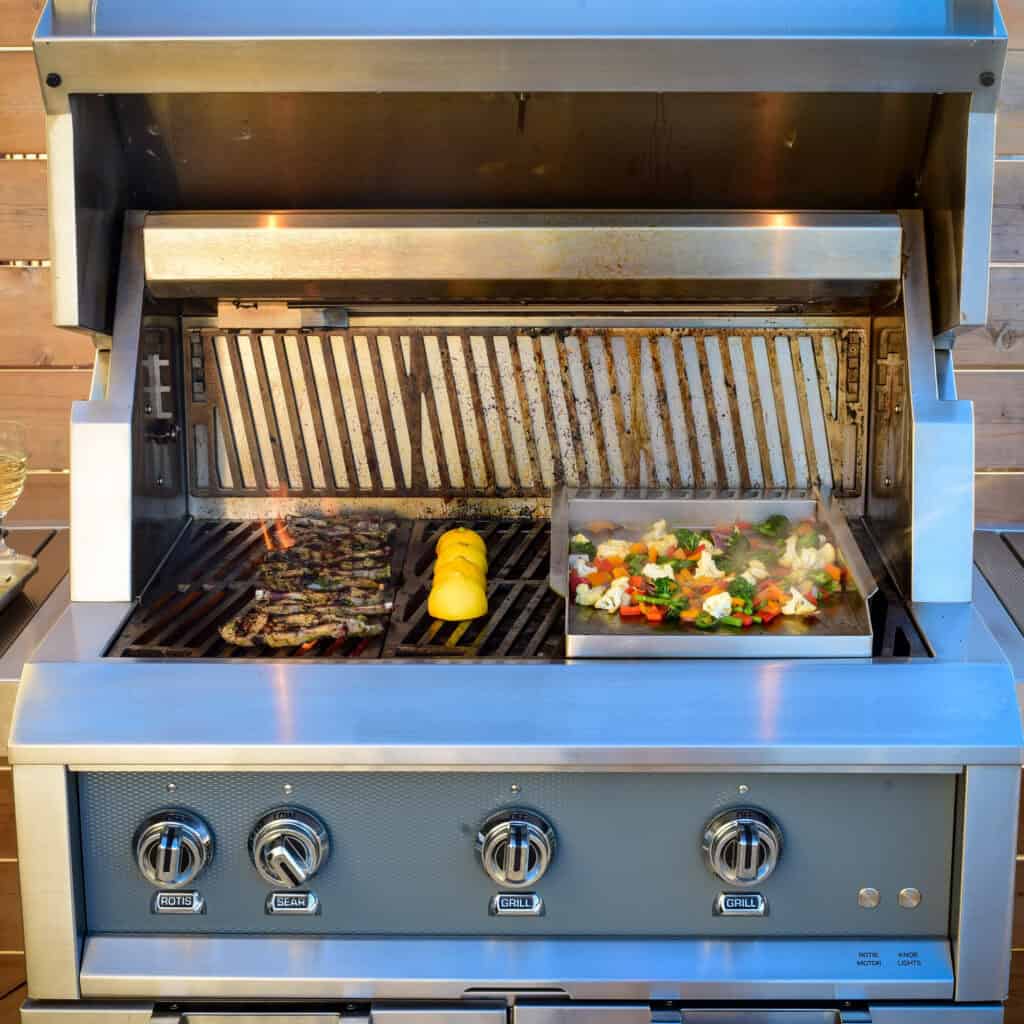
619,604,645,619
642,605,665,623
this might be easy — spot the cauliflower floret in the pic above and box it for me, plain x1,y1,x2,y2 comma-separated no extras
641,562,676,581
642,519,668,543
568,554,595,577
740,559,769,586
650,534,679,557
695,546,725,579
575,583,607,607
781,587,818,616
702,591,734,620
780,536,837,575
596,538,632,561
595,576,631,612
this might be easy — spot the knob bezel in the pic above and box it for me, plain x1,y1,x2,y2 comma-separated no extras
134,809,213,889
476,808,556,889
249,807,330,889
702,807,783,887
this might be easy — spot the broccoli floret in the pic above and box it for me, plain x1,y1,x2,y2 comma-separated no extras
624,552,648,576
757,514,791,537
715,529,751,573
652,576,679,598
569,538,597,557
673,528,704,552
728,576,756,601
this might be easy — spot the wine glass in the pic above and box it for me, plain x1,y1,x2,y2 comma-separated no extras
0,421,28,560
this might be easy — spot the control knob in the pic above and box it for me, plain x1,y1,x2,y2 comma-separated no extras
476,809,556,888
134,810,213,888
702,808,783,886
249,808,330,888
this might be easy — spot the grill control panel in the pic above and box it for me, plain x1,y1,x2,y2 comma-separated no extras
90,770,953,938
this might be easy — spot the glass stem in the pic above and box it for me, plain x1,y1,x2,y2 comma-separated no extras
0,515,11,559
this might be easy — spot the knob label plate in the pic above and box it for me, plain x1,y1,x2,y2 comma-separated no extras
153,890,205,914
490,892,544,916
713,892,767,917
266,891,320,915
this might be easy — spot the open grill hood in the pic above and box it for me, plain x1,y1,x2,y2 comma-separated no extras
34,0,1005,335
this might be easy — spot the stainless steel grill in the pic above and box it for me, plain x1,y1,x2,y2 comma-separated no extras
10,4,1023,1024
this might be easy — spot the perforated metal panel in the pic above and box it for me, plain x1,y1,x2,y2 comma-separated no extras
185,326,868,500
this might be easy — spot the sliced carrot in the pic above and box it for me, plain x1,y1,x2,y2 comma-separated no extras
612,566,629,579
824,563,842,581
680,608,700,621
587,570,613,586
619,604,645,619
642,605,665,623
606,555,625,568
647,544,660,563
705,585,726,597
731,596,745,607
629,542,647,555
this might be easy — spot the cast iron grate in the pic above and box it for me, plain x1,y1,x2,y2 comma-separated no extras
107,517,564,660
384,518,564,658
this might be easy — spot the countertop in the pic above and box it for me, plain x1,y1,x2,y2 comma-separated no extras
0,527,69,757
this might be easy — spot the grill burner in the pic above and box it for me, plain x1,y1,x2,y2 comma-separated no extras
108,516,920,661
108,518,564,660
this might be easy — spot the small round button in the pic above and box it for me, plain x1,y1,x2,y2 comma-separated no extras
134,810,213,888
898,887,922,909
858,887,881,909
477,809,556,889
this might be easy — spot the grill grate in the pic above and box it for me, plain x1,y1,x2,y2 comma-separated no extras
185,326,868,501
108,518,564,660
385,519,563,658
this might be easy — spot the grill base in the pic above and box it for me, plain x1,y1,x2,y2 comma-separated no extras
108,516,922,661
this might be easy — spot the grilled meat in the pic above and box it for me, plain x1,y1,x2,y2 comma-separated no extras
221,607,385,647
219,513,397,649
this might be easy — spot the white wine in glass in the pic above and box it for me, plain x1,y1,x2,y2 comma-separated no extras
0,421,28,559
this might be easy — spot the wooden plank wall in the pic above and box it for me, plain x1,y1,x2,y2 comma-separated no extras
0,0,90,526
1,2,1024,522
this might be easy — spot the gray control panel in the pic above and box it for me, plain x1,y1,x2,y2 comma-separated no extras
77,770,954,937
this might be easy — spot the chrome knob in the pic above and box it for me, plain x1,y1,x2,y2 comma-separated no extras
702,808,783,887
477,809,556,888
249,808,329,888
134,810,213,888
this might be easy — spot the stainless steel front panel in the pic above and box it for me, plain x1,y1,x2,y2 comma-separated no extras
77,770,953,938
77,934,955,1000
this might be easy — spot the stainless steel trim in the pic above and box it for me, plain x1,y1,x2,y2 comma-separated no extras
952,763,1019,1001
44,113,80,328
371,1010,504,1024
10,658,1022,768
265,891,320,916
13,765,80,999
712,892,768,917
489,892,544,917
513,1008,652,1024
70,212,144,602
32,22,1005,117
78,934,955,1000
959,108,999,327
901,210,977,602
142,212,902,299
20,999,154,1024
